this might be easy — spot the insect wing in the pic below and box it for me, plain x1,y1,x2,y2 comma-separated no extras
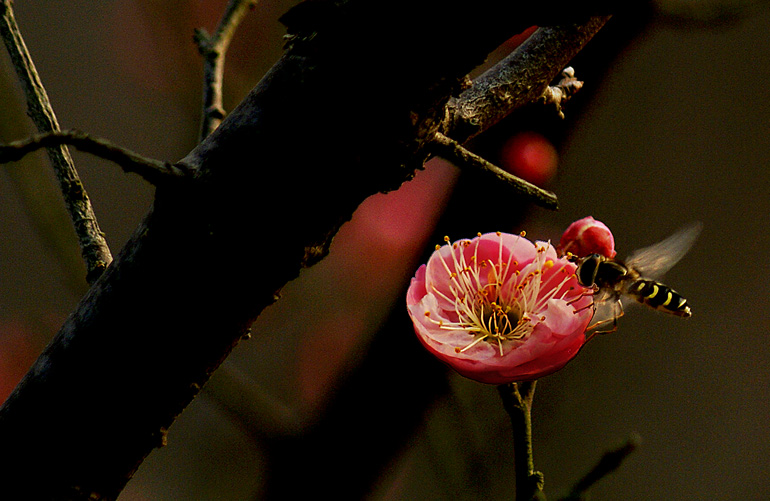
586,291,625,334
624,222,702,281
591,296,621,324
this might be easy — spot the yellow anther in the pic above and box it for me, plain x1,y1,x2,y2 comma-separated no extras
520,230,527,237
544,260,554,270
424,311,431,317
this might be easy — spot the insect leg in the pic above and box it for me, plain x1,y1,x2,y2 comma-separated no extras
586,299,624,335
568,284,599,313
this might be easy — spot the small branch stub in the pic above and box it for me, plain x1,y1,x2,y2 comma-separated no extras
541,67,584,119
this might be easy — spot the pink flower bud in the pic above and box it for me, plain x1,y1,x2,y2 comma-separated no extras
406,232,593,384
557,216,616,258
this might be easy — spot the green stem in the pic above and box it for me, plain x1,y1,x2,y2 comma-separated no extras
498,381,545,501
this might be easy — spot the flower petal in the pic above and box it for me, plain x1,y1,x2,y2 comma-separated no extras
406,230,595,384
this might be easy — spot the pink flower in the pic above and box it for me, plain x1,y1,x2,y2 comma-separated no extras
407,232,593,384
557,216,616,258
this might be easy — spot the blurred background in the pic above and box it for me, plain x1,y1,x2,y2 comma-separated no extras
1,1,769,499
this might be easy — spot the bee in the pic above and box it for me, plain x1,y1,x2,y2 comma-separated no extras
569,222,702,333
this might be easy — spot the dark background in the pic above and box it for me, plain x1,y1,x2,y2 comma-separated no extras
1,1,768,499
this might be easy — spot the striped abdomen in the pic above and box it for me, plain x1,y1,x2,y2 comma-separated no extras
627,279,691,317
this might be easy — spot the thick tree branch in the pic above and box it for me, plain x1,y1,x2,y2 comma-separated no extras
0,0,112,283
444,16,612,143
0,130,191,184
0,2,614,499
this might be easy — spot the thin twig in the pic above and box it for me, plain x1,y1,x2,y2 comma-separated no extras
194,0,258,141
560,433,642,500
0,130,192,184
431,132,559,210
498,381,546,501
0,0,112,283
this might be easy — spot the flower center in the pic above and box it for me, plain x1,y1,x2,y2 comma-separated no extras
477,300,524,339
424,234,577,357
457,282,536,355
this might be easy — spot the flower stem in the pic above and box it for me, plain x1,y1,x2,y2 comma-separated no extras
498,381,546,501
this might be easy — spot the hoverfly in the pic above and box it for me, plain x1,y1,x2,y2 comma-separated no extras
569,222,702,334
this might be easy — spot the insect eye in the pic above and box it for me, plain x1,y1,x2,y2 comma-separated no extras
576,255,600,286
